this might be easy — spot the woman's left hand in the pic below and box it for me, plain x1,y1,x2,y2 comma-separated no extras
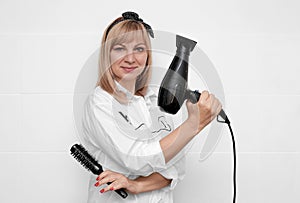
94,170,139,194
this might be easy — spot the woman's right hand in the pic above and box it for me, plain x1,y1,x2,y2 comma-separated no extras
94,170,172,195
186,90,222,134
95,170,139,194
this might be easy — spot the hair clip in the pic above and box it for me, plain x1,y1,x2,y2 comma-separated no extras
105,11,154,39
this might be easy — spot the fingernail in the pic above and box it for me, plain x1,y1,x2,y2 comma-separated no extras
100,189,105,193
94,182,99,187
110,187,114,191
96,177,100,181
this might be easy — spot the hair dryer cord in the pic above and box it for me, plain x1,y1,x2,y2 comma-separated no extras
217,116,236,203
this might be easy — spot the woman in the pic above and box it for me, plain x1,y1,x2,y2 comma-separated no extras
80,11,222,202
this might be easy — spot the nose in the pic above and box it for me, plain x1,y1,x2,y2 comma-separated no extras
124,51,135,64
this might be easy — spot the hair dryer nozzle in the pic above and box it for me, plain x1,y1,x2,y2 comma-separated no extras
176,35,197,54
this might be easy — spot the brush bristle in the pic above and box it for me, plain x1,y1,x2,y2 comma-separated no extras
70,144,102,175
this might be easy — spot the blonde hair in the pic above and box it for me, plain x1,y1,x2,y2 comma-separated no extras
96,19,152,101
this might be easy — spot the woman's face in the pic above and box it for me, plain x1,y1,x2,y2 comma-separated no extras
110,37,148,83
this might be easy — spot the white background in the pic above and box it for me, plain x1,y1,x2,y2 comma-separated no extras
1,0,300,202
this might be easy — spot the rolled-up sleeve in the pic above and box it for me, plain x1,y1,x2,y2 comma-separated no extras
81,93,167,176
158,151,186,191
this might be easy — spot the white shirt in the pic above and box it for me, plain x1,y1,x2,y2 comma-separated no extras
80,83,186,203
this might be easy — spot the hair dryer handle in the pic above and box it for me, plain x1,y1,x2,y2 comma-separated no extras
187,90,230,124
187,89,201,104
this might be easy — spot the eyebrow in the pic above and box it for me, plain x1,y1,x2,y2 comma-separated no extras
134,43,146,46
113,44,125,47
114,42,146,47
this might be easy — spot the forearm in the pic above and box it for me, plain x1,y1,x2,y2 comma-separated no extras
160,120,199,163
160,91,222,163
129,172,172,194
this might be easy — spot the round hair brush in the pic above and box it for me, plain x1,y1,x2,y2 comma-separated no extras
70,143,128,199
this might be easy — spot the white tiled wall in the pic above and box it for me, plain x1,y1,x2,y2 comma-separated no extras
1,0,299,202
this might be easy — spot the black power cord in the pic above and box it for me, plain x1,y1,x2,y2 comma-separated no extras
217,116,236,203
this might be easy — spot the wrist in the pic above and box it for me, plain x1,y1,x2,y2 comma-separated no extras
127,179,140,194
184,118,202,135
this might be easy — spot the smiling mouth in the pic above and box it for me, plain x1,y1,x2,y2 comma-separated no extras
121,66,137,72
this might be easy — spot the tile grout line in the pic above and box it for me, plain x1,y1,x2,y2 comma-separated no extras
188,152,300,154
1,32,300,37
1,93,300,96
1,151,299,154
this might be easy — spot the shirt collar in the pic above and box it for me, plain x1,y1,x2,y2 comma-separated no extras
115,81,138,101
114,80,156,101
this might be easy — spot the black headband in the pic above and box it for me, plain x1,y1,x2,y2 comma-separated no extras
105,11,154,40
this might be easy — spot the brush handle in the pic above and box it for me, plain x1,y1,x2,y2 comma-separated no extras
95,172,128,198
94,170,128,198
106,184,128,198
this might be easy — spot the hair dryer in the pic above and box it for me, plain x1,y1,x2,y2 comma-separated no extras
157,35,236,203
158,35,229,124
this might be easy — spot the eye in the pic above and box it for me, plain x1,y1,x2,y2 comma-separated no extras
134,46,145,53
113,46,125,51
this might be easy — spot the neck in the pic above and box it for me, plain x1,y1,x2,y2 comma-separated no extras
117,79,136,94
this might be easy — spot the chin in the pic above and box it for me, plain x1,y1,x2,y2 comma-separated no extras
120,73,139,81
122,69,143,78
